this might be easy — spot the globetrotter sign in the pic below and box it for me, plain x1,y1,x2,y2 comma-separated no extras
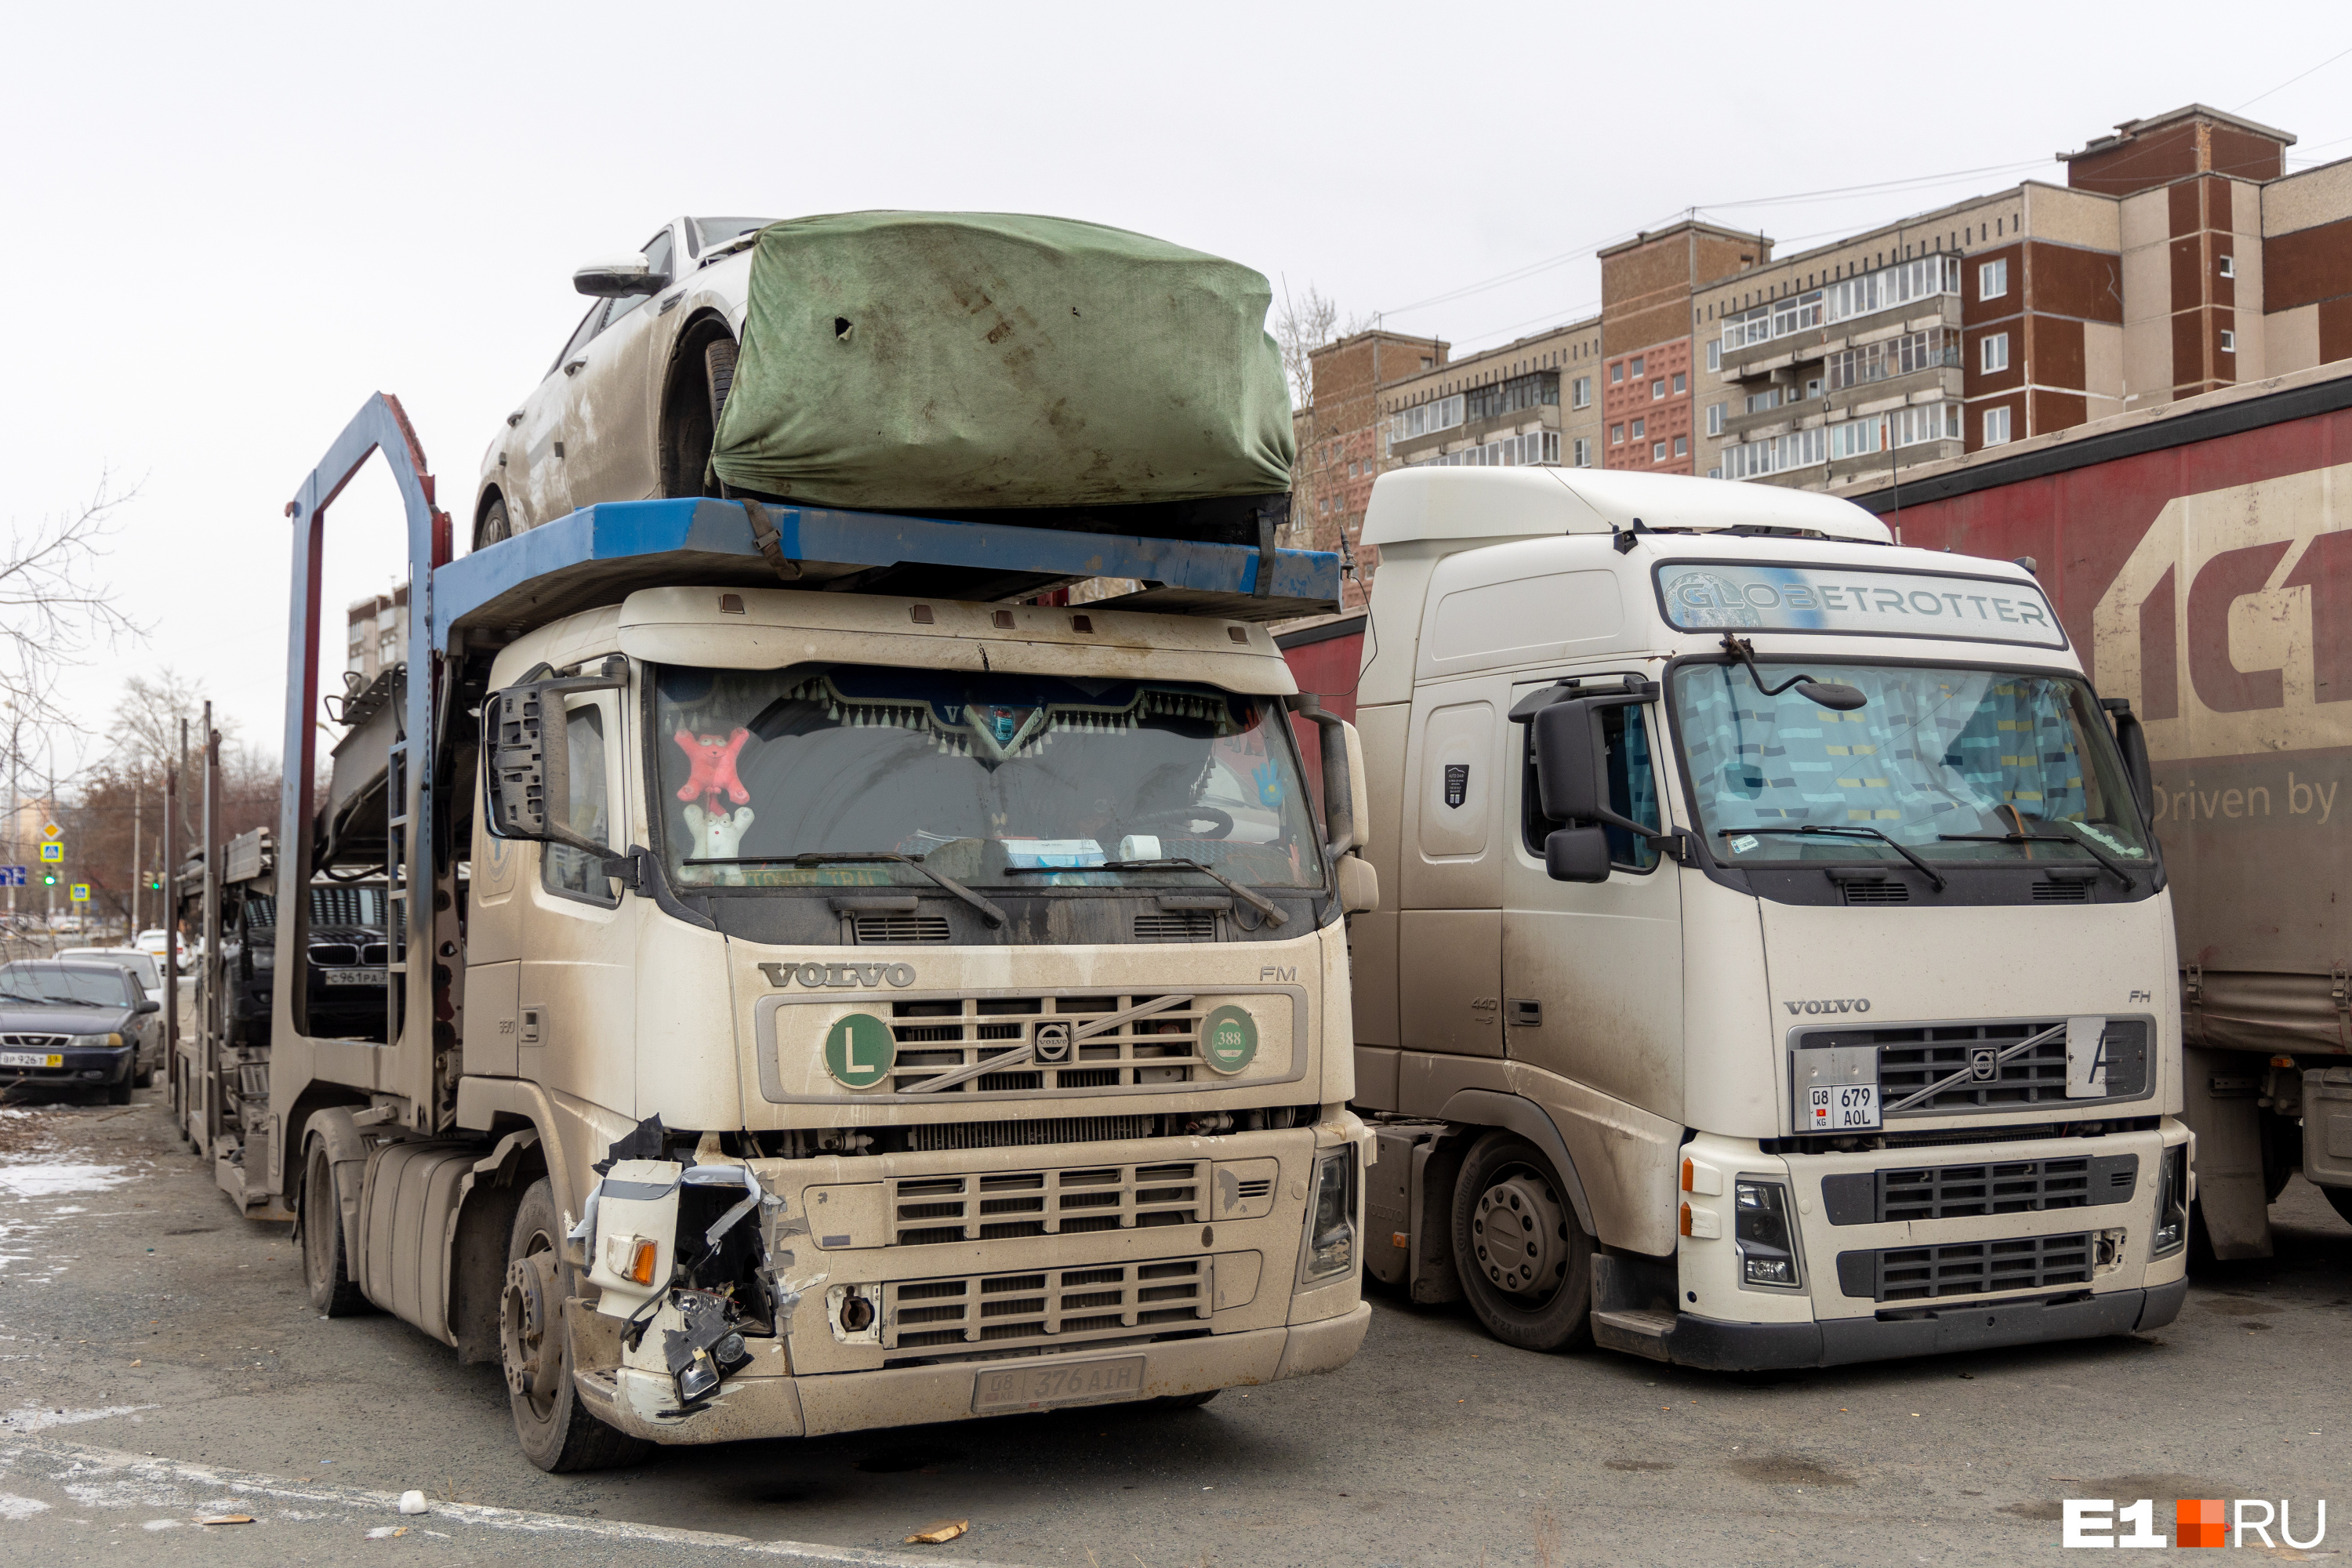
1657,561,2066,648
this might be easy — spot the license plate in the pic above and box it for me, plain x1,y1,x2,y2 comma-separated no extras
1807,1082,1881,1131
323,968,387,986
972,1356,1146,1414
0,1051,63,1068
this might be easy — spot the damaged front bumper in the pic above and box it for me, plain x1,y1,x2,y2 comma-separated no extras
568,1301,1369,1443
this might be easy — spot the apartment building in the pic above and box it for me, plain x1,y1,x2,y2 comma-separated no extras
346,586,408,686
1291,328,1448,609
1290,102,2352,547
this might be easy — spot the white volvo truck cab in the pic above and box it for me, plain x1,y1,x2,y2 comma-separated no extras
1348,466,2189,1368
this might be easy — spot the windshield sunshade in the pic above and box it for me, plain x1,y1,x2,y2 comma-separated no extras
1671,661,2150,869
652,665,1321,891
1657,562,2063,648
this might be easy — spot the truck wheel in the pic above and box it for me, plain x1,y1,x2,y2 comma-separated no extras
1450,1131,1594,1353
503,1178,650,1472
303,1142,369,1316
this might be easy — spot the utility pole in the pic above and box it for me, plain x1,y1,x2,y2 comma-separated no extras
132,790,142,935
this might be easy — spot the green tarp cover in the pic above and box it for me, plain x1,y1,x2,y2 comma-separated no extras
710,212,1294,510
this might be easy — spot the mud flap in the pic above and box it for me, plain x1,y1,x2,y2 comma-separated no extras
2183,1046,2273,1259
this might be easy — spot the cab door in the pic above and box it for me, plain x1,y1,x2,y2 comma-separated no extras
517,684,637,1116
1396,674,1511,1058
1501,671,1685,1120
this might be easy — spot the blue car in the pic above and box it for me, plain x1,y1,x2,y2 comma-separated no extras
0,960,161,1105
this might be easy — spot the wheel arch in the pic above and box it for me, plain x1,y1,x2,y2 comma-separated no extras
1438,1089,1598,1236
448,1122,547,1363
657,307,739,499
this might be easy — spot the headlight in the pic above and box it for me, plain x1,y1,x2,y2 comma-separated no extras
2152,1143,2189,1258
69,1033,125,1049
1733,1178,1802,1289
1298,1146,1357,1283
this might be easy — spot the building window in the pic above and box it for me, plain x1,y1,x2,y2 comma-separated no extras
1978,258,2009,301
1706,402,1725,436
1571,376,1591,408
1630,356,1646,377
1707,341,1722,372
1980,332,2010,374
2220,329,2237,353
1652,441,1666,461
1674,434,1689,458
1671,372,1686,394
1421,355,1435,368
1573,437,1593,467
1610,363,1624,384
1983,406,2012,446
1650,379,1666,401
1631,418,1646,440
2218,256,2235,279
1708,466,1723,479
1610,423,1624,444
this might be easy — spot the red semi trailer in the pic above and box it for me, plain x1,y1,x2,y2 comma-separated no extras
1280,362,2352,1261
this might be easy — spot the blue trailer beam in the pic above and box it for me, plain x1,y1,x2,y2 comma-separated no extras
430,498,1337,650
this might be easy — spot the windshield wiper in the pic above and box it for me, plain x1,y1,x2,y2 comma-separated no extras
1937,826,2138,888
1716,824,1948,891
1006,858,1289,927
0,991,49,1004
689,851,1008,928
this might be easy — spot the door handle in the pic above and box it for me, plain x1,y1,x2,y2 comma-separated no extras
564,358,587,376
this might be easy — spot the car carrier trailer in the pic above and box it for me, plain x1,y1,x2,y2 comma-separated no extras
187,393,1377,1470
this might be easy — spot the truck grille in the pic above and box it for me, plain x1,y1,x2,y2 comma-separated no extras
886,1257,1213,1352
1820,1154,2137,1225
1837,1232,2096,1302
890,1161,1207,1245
906,1115,1158,1152
1134,910,1215,942
1798,1019,2150,1115
889,994,1202,1093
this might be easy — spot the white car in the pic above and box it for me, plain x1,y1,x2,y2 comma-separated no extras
474,216,774,550
134,927,184,964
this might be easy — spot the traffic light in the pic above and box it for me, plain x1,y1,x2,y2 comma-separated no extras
40,871,56,886
147,873,162,891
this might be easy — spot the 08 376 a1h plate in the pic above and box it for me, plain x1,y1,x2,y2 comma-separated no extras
972,1356,1145,1414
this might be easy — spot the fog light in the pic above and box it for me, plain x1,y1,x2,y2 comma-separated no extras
2152,1144,2188,1258
838,1293,876,1334
1733,1178,1802,1289
675,1348,720,1403
1299,1146,1357,1283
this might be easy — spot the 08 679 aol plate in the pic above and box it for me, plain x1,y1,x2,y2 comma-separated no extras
972,1356,1145,1414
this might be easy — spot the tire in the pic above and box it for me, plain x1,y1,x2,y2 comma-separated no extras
302,1141,369,1316
2325,1185,2352,1229
704,337,739,426
503,1178,651,1473
106,1073,132,1105
1450,1131,1595,1353
475,495,512,552
134,1051,154,1091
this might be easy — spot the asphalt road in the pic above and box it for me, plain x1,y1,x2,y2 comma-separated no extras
0,1091,2345,1566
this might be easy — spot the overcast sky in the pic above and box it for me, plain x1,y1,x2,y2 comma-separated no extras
5,0,2349,775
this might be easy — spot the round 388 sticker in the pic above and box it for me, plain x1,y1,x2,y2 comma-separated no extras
1200,1005,1258,1076
823,1013,896,1090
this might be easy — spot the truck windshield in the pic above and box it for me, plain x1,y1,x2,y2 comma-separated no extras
1669,660,2152,869
651,664,1323,891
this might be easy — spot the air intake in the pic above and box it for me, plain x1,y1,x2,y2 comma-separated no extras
855,913,953,945
1134,910,1215,942
2031,880,2092,903
1842,882,1909,906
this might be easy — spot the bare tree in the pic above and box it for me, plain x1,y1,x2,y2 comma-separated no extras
1275,281,1340,410
0,474,142,731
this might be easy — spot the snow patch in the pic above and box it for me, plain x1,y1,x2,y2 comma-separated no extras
0,1405,155,1432
0,1493,49,1521
0,1163,132,1198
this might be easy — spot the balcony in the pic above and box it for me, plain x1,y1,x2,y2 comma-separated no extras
1721,294,1962,379
1392,403,1558,461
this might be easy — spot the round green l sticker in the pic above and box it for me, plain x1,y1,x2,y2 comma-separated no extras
824,1013,896,1090
1200,1005,1258,1076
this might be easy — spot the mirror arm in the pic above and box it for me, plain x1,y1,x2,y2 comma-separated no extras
1285,693,1356,858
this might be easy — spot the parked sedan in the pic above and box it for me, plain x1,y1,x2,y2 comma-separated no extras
474,215,774,550
0,960,160,1104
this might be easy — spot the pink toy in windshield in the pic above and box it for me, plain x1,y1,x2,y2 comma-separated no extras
673,727,753,816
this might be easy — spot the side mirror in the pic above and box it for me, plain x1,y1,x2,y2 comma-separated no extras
1530,701,1603,823
1335,853,1379,914
136,997,161,1014
573,256,664,298
2101,697,2155,817
1544,826,1611,883
1287,697,1367,857
484,659,629,851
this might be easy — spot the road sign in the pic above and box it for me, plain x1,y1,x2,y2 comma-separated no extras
0,866,22,886
39,822,60,840
69,884,90,903
38,843,64,863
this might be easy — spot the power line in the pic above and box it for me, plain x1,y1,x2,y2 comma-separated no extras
1690,158,2053,213
2237,42,2352,112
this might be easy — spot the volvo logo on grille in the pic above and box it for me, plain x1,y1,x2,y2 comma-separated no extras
1970,1046,1998,1080
759,962,916,989
1783,998,1871,1015
1034,1022,1072,1063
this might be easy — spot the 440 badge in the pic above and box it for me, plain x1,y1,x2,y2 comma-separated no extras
822,1013,896,1090
1200,1005,1259,1076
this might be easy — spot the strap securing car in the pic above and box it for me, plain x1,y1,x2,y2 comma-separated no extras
742,499,802,582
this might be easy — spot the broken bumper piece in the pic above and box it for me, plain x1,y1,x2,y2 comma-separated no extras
572,1302,1371,1443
